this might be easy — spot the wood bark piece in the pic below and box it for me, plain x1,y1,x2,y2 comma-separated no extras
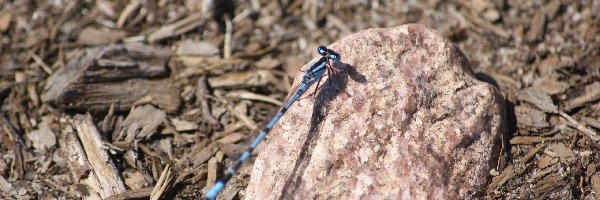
71,114,127,198
42,44,180,113
245,24,507,199
117,105,169,142
533,173,571,198
192,143,217,167
60,126,91,185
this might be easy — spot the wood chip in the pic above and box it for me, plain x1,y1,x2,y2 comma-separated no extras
21,28,49,48
537,155,558,169
582,117,600,130
206,157,217,189
1,114,26,179
565,83,600,111
592,173,600,200
0,174,12,193
71,114,127,198
532,76,569,95
510,136,564,145
538,55,560,75
521,144,546,164
27,51,53,75
531,165,555,181
533,173,570,198
42,45,180,113
124,171,151,190
26,121,56,153
454,1,510,39
254,56,282,69
517,88,558,113
77,27,127,45
60,126,91,183
515,105,550,129
211,122,245,140
177,57,248,77
192,143,217,166
482,9,500,22
326,14,352,36
160,138,174,160
196,75,220,127
104,187,153,200
96,0,117,18
219,143,247,158
545,143,575,163
0,12,12,32
171,118,198,132
118,105,169,142
225,90,283,105
487,163,532,192
117,0,140,28
217,133,245,144
208,70,277,88
147,13,204,43
559,112,600,143
221,187,241,200
223,15,233,59
177,40,220,56
526,10,545,42
150,164,173,200
544,0,561,19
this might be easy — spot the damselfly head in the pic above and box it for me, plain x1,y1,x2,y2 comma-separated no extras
317,46,328,56
329,53,340,63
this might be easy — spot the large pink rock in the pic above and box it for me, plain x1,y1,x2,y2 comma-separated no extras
245,24,506,199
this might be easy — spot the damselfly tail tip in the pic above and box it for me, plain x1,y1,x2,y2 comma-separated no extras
205,181,225,200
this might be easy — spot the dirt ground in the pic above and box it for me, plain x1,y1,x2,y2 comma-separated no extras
0,0,598,199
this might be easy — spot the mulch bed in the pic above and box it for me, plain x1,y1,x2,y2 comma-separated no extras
0,0,598,199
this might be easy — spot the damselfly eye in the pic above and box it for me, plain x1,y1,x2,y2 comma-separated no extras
330,54,340,62
317,46,327,55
